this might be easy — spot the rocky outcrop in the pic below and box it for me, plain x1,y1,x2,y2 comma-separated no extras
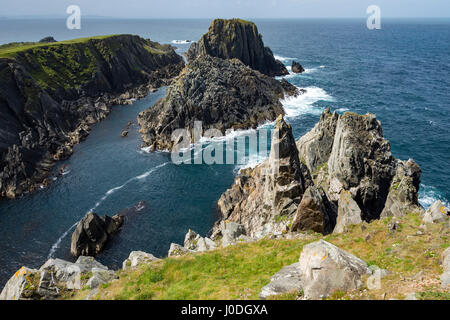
291,61,305,74
184,229,217,252
186,19,288,77
215,116,308,238
259,262,303,299
298,240,371,299
70,212,124,257
334,190,363,233
168,243,193,257
122,251,160,270
138,55,298,151
0,256,111,300
0,35,184,199
290,186,336,235
216,109,424,237
423,200,449,224
381,159,424,217
441,247,450,289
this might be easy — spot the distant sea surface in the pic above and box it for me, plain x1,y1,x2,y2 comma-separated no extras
0,18,449,287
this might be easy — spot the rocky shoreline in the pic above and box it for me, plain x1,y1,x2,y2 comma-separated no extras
0,35,184,199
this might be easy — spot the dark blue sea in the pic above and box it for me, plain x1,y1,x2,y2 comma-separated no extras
0,18,449,286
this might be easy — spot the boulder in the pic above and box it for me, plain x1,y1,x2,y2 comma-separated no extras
168,243,192,257
423,200,449,224
122,251,160,270
381,159,424,217
441,247,450,289
220,221,246,247
186,19,288,76
0,267,40,300
184,229,217,252
298,240,371,299
70,212,124,257
259,262,303,299
86,268,117,289
291,61,305,74
290,186,337,235
334,190,363,233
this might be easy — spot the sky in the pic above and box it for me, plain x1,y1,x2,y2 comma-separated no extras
1,0,450,19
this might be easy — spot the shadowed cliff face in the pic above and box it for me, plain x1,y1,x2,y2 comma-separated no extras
0,35,184,199
186,19,288,77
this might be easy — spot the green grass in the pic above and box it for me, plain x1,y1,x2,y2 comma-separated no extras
72,212,449,300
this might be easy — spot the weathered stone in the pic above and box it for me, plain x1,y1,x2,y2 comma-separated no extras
298,240,371,299
168,243,192,257
122,251,160,270
71,212,123,257
334,190,363,233
0,267,40,300
259,262,303,299
186,19,288,76
423,200,449,224
291,61,305,74
381,159,424,217
220,221,246,247
291,186,336,235
86,268,117,289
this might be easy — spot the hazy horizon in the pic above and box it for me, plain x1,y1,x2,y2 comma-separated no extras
2,0,450,19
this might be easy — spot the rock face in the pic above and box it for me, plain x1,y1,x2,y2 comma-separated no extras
186,19,288,77
441,247,450,289
298,240,371,299
291,61,305,74
334,190,363,233
423,200,449,224
184,229,217,252
70,212,124,257
138,55,297,151
122,251,160,270
0,35,184,199
381,159,424,217
259,262,303,299
0,256,109,300
215,116,308,237
216,109,424,237
290,186,336,235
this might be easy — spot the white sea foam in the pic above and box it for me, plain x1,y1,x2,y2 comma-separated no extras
419,184,449,209
336,107,350,113
47,162,169,258
281,86,334,118
234,153,268,174
274,55,294,63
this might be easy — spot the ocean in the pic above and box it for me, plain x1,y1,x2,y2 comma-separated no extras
0,18,449,287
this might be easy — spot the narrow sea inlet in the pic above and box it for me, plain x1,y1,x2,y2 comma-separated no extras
0,19,449,289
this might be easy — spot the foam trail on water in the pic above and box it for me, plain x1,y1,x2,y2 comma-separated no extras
47,162,169,258
281,86,334,118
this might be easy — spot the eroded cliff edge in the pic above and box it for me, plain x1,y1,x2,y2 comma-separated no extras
0,35,184,199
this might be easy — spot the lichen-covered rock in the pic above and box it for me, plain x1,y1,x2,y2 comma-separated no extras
0,267,40,300
423,200,449,224
381,159,424,217
259,262,303,299
219,221,246,247
290,186,337,235
184,229,217,252
441,247,450,289
298,240,371,299
86,268,117,289
70,212,123,257
334,190,363,233
122,251,160,270
138,55,298,151
186,19,288,77
168,243,192,257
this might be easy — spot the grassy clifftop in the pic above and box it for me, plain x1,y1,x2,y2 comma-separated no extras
72,212,449,300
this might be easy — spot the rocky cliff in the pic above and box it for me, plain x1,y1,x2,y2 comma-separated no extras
0,35,184,198
186,19,288,77
138,55,298,151
214,109,425,238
